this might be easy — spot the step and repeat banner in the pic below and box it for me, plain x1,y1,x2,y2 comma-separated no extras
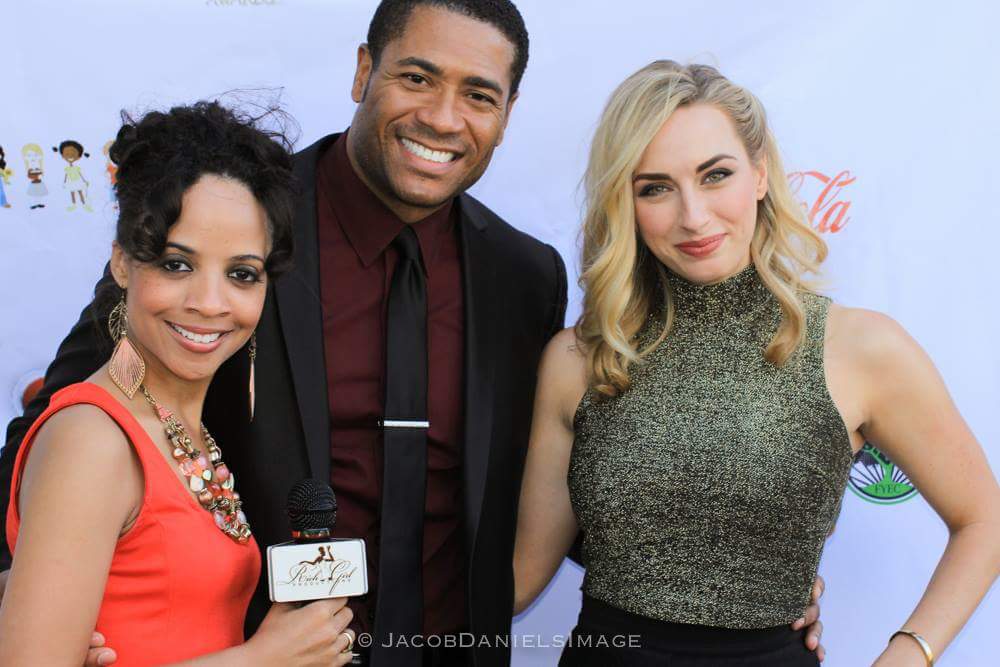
2,1,997,664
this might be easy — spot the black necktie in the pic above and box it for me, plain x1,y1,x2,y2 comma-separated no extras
372,226,427,667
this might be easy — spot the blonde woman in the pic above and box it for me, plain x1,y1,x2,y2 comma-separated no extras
514,61,1000,666
21,143,47,209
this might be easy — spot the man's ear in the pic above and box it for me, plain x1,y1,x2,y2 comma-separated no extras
352,44,374,104
495,91,519,148
110,242,129,290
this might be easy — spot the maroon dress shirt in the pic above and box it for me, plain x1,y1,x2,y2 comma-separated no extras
315,133,466,635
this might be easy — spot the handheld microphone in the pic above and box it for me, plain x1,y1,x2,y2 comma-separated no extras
267,479,369,602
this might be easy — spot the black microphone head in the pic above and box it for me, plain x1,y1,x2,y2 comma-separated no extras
287,479,338,532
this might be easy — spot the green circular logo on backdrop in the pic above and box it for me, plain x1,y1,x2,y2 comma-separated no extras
848,443,918,505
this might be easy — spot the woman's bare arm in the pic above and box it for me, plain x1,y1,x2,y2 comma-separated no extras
513,328,588,615
0,405,142,666
835,308,1000,665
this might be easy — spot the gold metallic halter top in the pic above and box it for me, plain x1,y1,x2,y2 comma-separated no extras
568,264,853,628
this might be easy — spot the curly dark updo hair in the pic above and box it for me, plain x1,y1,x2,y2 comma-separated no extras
110,100,296,278
91,100,297,341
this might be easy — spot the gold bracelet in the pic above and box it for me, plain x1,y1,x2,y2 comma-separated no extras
889,630,934,666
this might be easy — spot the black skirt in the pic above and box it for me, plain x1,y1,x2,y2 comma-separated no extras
558,595,820,667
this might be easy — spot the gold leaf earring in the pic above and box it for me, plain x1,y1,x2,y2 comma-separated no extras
248,332,257,422
108,293,146,399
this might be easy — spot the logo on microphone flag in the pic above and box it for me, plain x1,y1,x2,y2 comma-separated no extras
267,538,369,602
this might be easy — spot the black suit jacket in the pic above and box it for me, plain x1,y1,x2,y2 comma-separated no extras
1,133,567,667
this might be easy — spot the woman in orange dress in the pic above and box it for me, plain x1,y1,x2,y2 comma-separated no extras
0,102,356,666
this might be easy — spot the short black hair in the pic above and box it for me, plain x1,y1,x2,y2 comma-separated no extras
54,140,88,158
367,0,529,97
94,101,297,335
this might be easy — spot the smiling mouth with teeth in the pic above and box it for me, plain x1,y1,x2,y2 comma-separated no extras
169,323,226,345
400,137,458,164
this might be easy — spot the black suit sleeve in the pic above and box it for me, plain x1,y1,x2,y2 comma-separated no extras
546,244,568,341
0,265,116,568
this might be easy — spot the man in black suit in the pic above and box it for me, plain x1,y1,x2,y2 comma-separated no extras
1,1,564,666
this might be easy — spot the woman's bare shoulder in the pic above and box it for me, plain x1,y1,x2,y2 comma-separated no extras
545,326,587,358
541,327,587,379
828,303,910,348
31,403,130,453
538,328,590,425
826,303,926,374
23,404,138,496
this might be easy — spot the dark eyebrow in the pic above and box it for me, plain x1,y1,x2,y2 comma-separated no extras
396,56,442,76
166,242,196,254
396,57,504,97
166,243,264,263
633,172,671,184
463,75,504,97
632,154,738,183
696,153,736,172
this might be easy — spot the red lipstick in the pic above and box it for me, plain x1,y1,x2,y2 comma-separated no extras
676,233,726,258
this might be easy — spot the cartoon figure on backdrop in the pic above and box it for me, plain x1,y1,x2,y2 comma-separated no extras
0,146,12,208
102,139,117,208
54,140,93,212
21,143,47,210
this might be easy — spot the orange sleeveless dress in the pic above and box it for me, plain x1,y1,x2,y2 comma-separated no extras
6,382,261,665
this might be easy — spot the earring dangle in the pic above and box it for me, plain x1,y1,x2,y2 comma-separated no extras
107,295,146,399
248,332,257,422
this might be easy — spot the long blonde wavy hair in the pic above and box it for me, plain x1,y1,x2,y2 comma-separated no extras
577,60,827,397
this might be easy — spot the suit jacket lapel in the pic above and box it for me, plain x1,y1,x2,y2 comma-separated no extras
274,134,339,482
459,195,498,560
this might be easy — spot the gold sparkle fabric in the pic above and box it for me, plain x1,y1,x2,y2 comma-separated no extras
568,264,853,629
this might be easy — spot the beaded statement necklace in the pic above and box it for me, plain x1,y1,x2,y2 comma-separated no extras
140,386,251,544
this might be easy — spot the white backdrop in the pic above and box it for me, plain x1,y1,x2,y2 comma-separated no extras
2,1,998,664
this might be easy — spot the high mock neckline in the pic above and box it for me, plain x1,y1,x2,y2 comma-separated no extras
666,263,772,322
